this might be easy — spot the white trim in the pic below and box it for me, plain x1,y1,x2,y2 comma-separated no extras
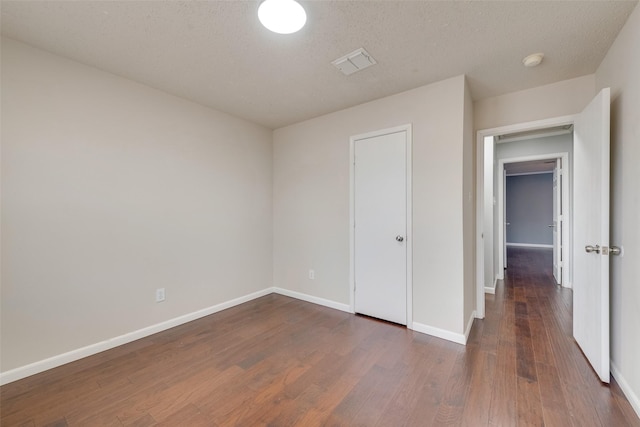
349,124,413,327
412,322,466,345
611,362,640,419
1,284,477,386
479,115,576,139
485,274,499,294
464,310,477,342
475,137,489,319
406,127,413,329
506,243,554,249
272,287,352,313
0,287,274,386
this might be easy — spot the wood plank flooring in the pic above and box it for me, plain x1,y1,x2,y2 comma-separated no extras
1,247,639,426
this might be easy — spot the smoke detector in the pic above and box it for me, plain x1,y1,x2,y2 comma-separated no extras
332,48,377,75
522,53,544,67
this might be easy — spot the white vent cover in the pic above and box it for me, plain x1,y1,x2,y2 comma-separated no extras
332,48,377,75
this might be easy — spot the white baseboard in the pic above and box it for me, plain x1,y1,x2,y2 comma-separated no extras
272,287,352,313
0,288,273,386
275,287,472,347
412,311,476,346
464,311,477,343
1,287,471,385
611,361,640,419
506,243,553,249
485,275,499,294
412,321,467,345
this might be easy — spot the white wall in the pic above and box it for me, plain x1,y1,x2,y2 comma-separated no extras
273,75,473,337
595,3,640,416
1,38,273,373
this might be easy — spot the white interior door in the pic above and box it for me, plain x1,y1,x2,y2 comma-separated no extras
552,159,562,284
354,130,407,325
573,87,611,383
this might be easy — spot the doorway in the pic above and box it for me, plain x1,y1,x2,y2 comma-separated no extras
498,152,571,288
476,121,574,317
349,125,412,326
475,87,612,383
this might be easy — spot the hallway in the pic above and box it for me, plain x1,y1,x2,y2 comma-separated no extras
482,247,638,425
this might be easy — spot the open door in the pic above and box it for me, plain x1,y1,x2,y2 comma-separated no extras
573,88,610,383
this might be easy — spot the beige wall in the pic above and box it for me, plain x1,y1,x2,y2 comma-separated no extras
474,75,596,131
1,38,273,372
273,75,472,335
595,3,640,415
463,78,476,328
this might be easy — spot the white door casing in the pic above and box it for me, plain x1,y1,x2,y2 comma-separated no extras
350,126,412,325
496,153,570,287
552,159,562,285
503,169,507,269
573,87,611,383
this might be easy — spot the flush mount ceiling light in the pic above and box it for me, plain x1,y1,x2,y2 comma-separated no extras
522,52,544,67
258,0,306,34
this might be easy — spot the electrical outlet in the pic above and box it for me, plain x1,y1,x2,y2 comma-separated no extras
308,269,315,280
156,288,165,302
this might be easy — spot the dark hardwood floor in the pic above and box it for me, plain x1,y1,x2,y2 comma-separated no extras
1,247,639,426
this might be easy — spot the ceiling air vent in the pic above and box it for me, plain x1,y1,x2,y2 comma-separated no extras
332,48,377,76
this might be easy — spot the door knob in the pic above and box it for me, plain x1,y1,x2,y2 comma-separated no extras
396,235,404,242
548,224,555,228
601,246,622,256
585,244,600,254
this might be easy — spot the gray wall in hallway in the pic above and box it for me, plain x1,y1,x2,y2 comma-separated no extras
506,173,553,245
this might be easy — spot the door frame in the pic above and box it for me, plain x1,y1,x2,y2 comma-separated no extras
475,115,575,318
349,124,413,327
498,152,571,288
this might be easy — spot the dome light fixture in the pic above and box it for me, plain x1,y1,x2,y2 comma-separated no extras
523,52,544,67
258,0,307,34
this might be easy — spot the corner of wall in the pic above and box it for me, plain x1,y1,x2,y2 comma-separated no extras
463,76,477,326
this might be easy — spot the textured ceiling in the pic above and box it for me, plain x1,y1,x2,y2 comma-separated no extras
1,1,637,129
